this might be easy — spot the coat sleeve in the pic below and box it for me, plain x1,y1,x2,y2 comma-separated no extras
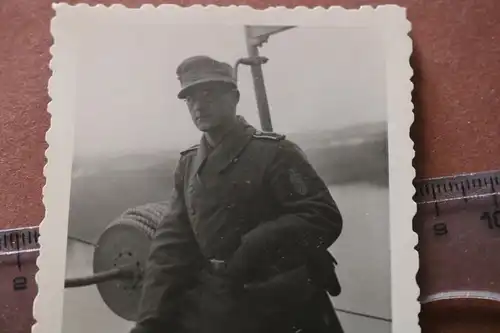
227,139,343,279
131,156,202,333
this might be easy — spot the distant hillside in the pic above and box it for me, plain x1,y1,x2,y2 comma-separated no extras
68,122,388,243
288,121,388,186
287,122,387,150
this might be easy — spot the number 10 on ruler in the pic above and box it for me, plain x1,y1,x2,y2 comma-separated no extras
481,210,500,229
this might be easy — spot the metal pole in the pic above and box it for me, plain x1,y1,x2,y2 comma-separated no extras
64,265,137,288
233,59,242,82
244,26,273,132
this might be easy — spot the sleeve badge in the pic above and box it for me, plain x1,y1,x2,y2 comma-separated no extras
289,168,308,195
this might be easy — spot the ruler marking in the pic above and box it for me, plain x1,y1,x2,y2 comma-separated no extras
460,181,468,203
15,233,21,271
413,171,500,205
490,176,499,208
22,232,28,246
0,228,40,254
431,183,440,216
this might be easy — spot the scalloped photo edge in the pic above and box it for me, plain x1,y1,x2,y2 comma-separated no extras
35,4,416,333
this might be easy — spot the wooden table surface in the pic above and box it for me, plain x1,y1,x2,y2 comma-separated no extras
1,0,499,332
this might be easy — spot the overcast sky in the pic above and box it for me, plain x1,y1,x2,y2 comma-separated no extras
72,23,386,157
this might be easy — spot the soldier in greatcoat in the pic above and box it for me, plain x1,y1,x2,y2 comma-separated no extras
130,55,344,333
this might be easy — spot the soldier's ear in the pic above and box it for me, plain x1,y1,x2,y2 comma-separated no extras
233,89,240,103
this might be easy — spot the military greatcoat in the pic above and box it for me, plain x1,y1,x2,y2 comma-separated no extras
131,117,344,333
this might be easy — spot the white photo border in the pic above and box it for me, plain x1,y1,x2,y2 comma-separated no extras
35,3,416,333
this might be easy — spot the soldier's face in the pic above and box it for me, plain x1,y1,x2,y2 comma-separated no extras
184,83,239,132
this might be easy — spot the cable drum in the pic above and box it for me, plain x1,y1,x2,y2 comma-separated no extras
91,201,170,322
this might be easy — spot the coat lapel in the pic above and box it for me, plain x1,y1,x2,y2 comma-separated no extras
200,117,255,179
190,135,211,177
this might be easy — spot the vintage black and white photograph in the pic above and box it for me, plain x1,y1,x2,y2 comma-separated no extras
35,4,416,333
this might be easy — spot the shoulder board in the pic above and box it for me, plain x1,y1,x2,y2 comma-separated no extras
252,130,286,141
180,144,199,156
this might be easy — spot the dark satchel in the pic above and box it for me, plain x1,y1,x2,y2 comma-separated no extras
240,251,343,333
243,264,315,308
240,249,342,313
306,249,342,297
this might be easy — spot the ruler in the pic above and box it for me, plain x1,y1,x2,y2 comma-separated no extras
0,226,39,285
1,170,500,332
0,226,40,333
413,169,500,331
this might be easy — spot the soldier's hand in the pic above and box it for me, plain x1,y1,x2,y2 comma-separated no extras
225,235,267,282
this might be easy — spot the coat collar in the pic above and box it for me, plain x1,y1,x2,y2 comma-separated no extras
190,116,256,177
